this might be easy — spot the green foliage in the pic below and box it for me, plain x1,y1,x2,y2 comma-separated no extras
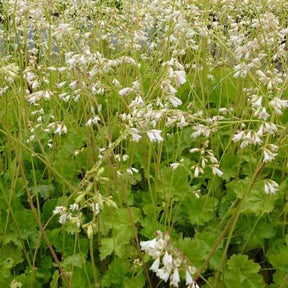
183,195,217,226
176,228,223,270
156,166,190,200
225,254,265,288
227,178,276,215
267,235,288,286
0,244,24,286
0,0,288,287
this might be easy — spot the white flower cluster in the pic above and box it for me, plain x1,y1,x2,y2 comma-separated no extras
190,140,223,178
122,101,166,143
52,204,81,227
264,180,279,195
52,201,102,227
140,231,199,288
161,58,187,108
119,58,189,144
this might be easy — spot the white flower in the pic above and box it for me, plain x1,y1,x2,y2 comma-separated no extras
186,270,194,285
162,252,173,268
52,23,73,39
129,96,144,108
57,81,67,88
132,80,140,91
25,71,37,82
161,79,178,95
140,238,156,251
127,167,139,174
169,96,183,107
122,154,129,161
191,124,211,138
170,163,180,170
264,180,279,195
280,28,288,35
256,70,266,78
232,131,245,143
69,80,78,89
219,107,228,114
119,87,133,96
147,129,164,143
112,79,121,87
174,70,187,87
150,258,160,273
194,166,199,178
59,213,68,224
170,268,180,287
251,96,263,108
59,93,70,102
54,123,68,135
70,203,79,211
190,148,200,153
92,203,100,215
177,115,189,129
240,130,262,147
201,158,207,169
26,90,52,104
85,116,101,127
263,149,277,163
129,128,142,142
263,122,277,134
156,267,170,282
211,166,223,177
155,238,166,250
76,218,81,228
254,107,269,120
268,144,277,151
269,97,288,115
53,206,65,215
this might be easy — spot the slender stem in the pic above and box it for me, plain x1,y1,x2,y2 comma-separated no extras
89,234,100,288
120,177,153,288
195,162,265,284
212,162,265,287
18,158,71,288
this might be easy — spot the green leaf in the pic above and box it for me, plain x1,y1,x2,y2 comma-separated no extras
52,128,88,183
176,228,223,270
70,265,94,288
227,179,275,215
237,215,275,251
225,254,264,288
36,255,53,284
100,258,131,287
115,207,142,227
267,237,288,286
100,225,134,260
140,204,159,237
14,273,42,288
221,152,240,181
50,270,59,288
177,195,217,226
156,167,189,200
0,243,24,267
46,229,88,257
123,274,145,288
30,184,55,200
14,209,38,241
100,238,114,260
62,254,85,269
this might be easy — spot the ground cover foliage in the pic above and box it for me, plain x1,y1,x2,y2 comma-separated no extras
0,0,288,287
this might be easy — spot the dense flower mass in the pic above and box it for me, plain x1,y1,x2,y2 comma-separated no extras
1,0,288,287
140,231,198,288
